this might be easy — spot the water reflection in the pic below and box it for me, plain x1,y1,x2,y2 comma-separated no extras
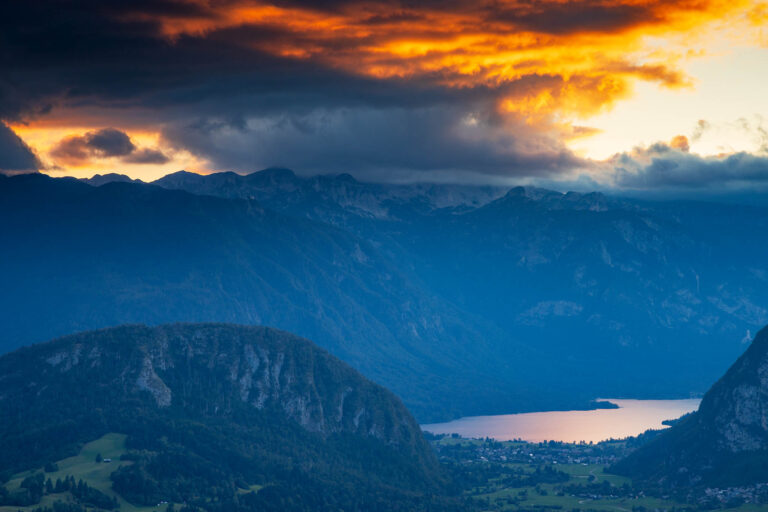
421,398,701,443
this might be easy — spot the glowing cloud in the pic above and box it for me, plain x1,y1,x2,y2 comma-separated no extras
1,0,767,183
125,0,754,122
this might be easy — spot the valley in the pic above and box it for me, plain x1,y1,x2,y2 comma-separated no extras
4,3,768,510
7,431,768,512
430,435,768,511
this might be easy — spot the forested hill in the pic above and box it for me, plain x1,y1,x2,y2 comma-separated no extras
612,325,768,489
0,323,456,511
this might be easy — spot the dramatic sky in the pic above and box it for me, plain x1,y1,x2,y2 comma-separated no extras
2,0,767,194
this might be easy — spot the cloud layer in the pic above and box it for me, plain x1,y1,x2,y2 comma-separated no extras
1,0,766,185
50,128,170,167
611,139,768,190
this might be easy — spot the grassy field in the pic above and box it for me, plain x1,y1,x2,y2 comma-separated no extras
6,433,768,511
470,462,768,512
1,433,174,512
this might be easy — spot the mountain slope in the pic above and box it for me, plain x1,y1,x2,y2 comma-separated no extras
9,170,768,420
0,323,452,511
399,188,768,398
612,325,768,488
154,169,768,403
0,173,552,421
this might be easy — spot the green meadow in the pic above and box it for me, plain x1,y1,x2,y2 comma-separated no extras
1,434,174,512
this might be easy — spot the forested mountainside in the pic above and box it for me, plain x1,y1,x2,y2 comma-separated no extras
0,323,462,511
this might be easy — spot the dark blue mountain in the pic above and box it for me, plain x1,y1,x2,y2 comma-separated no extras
4,169,768,420
0,173,579,422
155,169,768,402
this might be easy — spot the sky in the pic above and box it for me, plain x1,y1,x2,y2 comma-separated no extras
1,0,768,195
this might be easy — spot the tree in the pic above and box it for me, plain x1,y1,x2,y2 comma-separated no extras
95,453,102,463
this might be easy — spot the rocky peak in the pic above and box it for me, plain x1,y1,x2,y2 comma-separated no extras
82,173,141,187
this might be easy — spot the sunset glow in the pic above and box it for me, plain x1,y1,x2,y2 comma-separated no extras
2,0,767,187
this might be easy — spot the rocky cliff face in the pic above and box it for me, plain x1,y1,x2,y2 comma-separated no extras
0,324,438,486
34,324,421,441
612,325,768,488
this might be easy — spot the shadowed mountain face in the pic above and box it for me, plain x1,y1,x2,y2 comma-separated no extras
0,323,450,511
4,170,768,420
155,169,768,400
0,173,568,421
612,326,768,488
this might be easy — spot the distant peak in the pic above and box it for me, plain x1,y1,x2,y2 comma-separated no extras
154,170,203,182
503,186,528,198
83,173,140,186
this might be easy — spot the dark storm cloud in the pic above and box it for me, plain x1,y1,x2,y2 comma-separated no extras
611,143,768,190
0,0,737,181
51,128,136,165
486,2,658,35
0,0,471,121
0,123,40,172
124,148,172,164
161,105,583,178
82,129,135,157
0,0,587,179
264,0,661,35
50,128,169,167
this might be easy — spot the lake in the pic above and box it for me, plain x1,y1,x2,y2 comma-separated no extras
421,398,701,443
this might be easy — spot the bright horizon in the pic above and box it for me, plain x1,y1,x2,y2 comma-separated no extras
2,0,767,193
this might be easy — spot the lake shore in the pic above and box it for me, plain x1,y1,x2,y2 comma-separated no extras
421,398,702,443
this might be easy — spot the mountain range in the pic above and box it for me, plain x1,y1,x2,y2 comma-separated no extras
3,169,768,421
151,169,768,403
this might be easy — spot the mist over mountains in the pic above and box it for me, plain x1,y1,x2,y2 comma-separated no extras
2,169,768,421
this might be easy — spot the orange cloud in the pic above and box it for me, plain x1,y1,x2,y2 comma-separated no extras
670,134,691,152
6,0,765,178
114,0,758,133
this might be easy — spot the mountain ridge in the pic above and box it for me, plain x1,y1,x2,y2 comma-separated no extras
5,170,768,421
0,323,451,511
0,172,551,422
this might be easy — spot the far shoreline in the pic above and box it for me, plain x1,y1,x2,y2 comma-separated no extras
421,397,702,444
